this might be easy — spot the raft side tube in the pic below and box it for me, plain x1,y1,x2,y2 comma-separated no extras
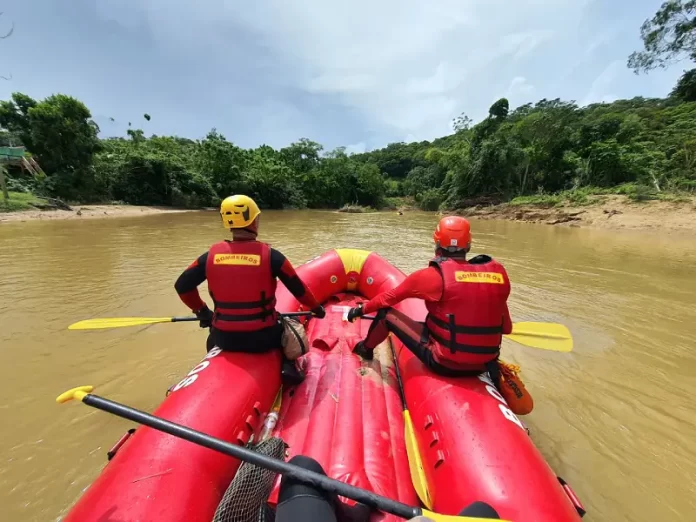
62,349,282,522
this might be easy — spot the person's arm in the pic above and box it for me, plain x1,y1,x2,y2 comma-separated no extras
362,267,443,315
174,252,208,312
270,249,321,310
502,303,513,334
500,264,513,334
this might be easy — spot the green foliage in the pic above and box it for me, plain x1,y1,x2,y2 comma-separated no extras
353,141,429,178
2,78,695,211
671,68,696,101
628,0,696,73
416,188,444,211
0,191,47,212
0,93,388,209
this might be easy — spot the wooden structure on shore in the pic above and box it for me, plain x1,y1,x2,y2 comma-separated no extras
0,146,44,201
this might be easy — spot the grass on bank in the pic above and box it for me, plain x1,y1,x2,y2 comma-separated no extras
337,203,374,213
509,184,693,208
0,191,48,212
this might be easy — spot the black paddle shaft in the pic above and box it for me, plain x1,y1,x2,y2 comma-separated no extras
170,311,313,323
81,394,420,520
388,338,408,412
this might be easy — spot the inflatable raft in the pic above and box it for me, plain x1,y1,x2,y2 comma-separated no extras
61,248,585,522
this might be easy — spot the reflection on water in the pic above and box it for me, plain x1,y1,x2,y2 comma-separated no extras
1,210,695,521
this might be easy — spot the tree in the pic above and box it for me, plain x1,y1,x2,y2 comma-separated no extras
279,138,323,175
452,113,473,133
489,98,510,120
0,93,37,148
671,68,696,100
27,94,101,174
628,0,696,73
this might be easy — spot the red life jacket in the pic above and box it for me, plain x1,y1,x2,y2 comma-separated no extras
205,240,278,332
425,255,510,368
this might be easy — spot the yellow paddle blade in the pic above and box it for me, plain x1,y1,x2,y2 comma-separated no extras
506,322,573,353
68,317,175,330
420,508,512,522
404,410,433,510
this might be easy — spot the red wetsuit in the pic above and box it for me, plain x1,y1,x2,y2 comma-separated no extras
360,255,513,374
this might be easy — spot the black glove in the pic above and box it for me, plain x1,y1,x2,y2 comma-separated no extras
311,305,326,319
346,304,364,323
195,305,213,328
353,341,374,361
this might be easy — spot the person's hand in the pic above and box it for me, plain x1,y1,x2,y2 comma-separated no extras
195,305,213,328
346,303,364,323
311,305,326,319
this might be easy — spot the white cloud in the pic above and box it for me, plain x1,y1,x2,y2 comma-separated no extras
1,0,686,149
581,60,624,106
505,76,536,104
345,142,367,155
85,0,594,140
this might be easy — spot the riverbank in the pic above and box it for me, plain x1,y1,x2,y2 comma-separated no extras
0,203,198,223
454,194,696,235
3,194,694,236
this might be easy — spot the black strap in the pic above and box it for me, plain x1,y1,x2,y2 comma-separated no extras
428,330,500,355
448,314,457,354
215,310,273,323
427,314,503,335
213,291,275,310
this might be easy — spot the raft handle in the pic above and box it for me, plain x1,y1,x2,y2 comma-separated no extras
558,476,586,517
107,428,136,461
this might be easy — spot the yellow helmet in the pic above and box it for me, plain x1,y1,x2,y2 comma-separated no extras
219,195,261,229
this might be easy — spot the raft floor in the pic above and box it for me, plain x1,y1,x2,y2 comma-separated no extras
270,294,419,521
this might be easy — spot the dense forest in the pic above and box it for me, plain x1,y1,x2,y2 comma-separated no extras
1,1,695,211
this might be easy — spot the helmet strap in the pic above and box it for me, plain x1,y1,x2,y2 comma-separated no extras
436,244,470,259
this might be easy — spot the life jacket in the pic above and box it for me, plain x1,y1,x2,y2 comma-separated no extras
205,240,277,332
425,254,510,368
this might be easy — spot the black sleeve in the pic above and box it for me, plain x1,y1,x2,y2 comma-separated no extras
270,248,313,303
174,252,208,295
270,248,286,278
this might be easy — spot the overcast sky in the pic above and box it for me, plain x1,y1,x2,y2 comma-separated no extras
0,0,687,152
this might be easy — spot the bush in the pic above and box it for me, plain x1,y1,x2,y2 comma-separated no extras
416,188,444,211
0,191,47,212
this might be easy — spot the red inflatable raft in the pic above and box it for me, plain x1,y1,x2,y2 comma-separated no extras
61,248,585,522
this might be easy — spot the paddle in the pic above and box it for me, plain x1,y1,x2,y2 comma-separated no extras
67,311,315,331
388,336,434,509
506,322,573,353
56,386,509,522
352,315,573,353
69,312,572,352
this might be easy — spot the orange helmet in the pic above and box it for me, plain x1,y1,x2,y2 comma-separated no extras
433,216,471,252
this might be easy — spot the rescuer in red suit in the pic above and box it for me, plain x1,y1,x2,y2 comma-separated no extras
346,216,533,415
175,195,325,385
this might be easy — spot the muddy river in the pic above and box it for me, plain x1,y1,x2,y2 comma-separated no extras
1,210,695,521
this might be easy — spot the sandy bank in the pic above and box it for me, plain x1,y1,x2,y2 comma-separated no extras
455,195,696,236
0,204,199,223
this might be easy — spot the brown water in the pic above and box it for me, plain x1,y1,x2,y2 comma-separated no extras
1,210,695,522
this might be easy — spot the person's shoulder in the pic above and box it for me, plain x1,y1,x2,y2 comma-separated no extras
468,254,495,265
208,239,229,249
